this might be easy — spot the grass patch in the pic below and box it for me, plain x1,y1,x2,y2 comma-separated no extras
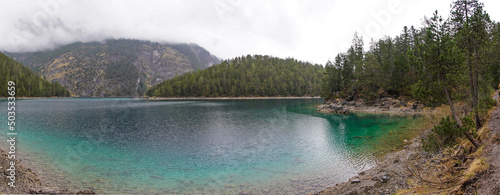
366,105,451,158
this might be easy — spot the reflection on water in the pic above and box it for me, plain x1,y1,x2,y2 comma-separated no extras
0,98,415,194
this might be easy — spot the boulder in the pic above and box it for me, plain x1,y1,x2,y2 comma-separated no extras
339,107,350,114
351,179,361,184
354,102,364,107
412,103,424,110
381,174,391,183
393,100,402,107
327,104,336,109
379,106,390,111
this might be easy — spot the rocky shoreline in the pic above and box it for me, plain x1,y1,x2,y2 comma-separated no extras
317,97,500,194
313,97,435,194
0,147,94,194
317,97,425,115
0,147,41,194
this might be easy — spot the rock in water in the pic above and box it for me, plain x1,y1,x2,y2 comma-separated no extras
238,190,252,195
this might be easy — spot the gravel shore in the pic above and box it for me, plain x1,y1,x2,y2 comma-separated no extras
0,147,41,193
0,147,95,194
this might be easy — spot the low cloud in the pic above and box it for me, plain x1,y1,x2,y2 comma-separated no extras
1,0,499,64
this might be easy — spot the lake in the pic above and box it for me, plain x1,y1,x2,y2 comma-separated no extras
0,98,416,194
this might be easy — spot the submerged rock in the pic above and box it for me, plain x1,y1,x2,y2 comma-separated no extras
238,190,252,195
76,189,96,194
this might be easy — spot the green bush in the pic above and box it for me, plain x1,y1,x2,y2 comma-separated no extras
479,96,496,110
423,116,468,152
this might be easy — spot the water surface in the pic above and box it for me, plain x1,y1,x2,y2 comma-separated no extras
0,98,416,194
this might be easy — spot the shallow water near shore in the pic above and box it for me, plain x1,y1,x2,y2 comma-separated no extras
0,98,417,194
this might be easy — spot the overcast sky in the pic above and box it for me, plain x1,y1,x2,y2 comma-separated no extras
1,0,499,64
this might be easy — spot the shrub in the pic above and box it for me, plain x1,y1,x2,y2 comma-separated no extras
423,116,469,152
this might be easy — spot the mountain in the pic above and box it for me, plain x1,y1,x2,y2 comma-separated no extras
0,52,70,97
7,39,221,97
147,55,324,97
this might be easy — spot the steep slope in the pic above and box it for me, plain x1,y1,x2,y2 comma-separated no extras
7,39,220,97
0,52,70,97
147,55,324,97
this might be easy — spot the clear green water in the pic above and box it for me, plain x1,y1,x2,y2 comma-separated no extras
0,98,416,194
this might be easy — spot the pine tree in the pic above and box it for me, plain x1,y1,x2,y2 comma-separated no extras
451,0,492,128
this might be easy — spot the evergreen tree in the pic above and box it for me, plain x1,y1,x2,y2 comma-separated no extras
451,0,492,127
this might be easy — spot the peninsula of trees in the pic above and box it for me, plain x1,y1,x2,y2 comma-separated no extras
147,55,324,97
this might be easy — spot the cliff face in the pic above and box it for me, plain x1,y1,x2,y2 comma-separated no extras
8,39,220,97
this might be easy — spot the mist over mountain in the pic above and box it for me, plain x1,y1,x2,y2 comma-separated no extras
7,39,220,97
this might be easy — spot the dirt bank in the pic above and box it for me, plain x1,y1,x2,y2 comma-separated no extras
470,94,500,194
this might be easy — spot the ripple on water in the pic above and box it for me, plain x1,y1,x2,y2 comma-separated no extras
0,99,416,194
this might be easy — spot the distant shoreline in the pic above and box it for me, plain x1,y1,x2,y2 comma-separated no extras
1,96,322,100
0,96,67,100
145,96,322,100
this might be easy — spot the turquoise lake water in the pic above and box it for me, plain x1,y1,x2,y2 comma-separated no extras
0,98,416,194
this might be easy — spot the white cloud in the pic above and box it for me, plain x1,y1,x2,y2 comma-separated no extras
0,0,499,64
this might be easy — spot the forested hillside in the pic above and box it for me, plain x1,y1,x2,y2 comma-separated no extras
147,55,324,97
322,3,500,108
321,0,500,150
7,39,220,97
0,52,70,97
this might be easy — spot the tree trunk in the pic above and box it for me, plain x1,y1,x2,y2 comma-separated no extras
441,72,481,148
473,52,481,128
468,37,478,113
464,2,481,129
